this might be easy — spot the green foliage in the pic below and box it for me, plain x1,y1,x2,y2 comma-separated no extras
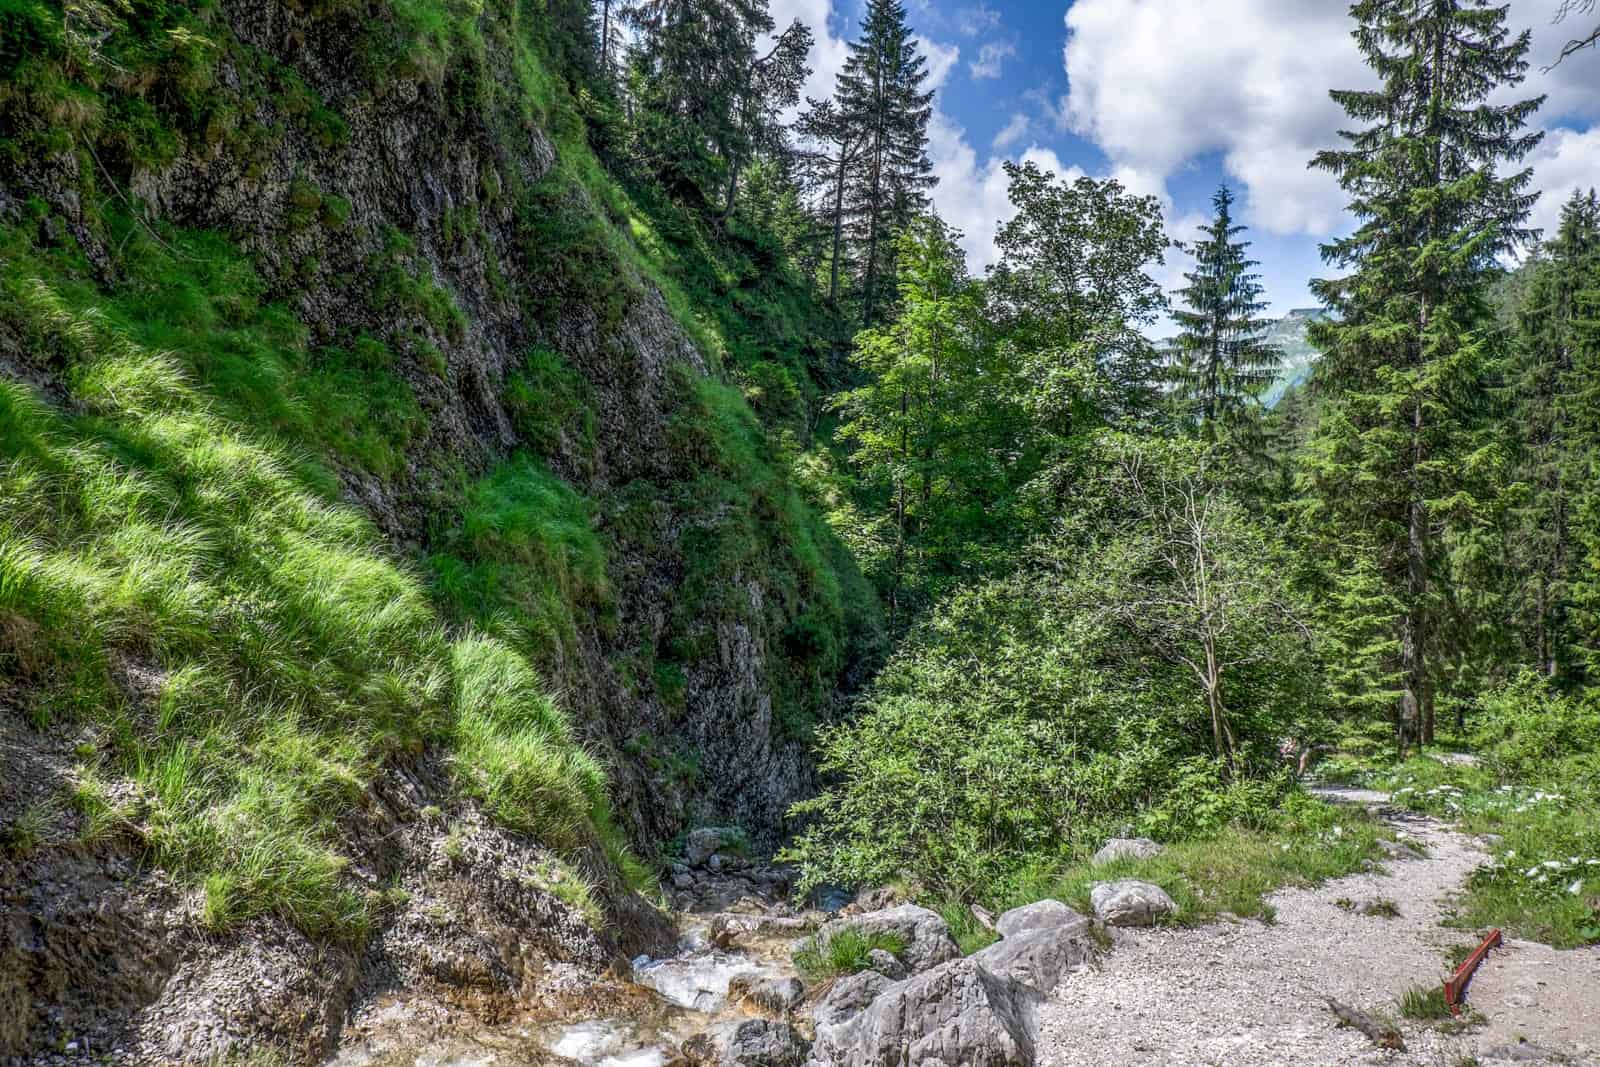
998,797,1385,926
428,455,611,664
792,928,908,981
1298,0,1542,747
657,370,881,736
504,348,597,462
787,432,1321,898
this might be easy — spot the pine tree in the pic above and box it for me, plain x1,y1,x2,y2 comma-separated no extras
796,97,864,307
1300,0,1543,749
1171,185,1281,441
624,0,807,208
835,0,935,327
1507,189,1600,682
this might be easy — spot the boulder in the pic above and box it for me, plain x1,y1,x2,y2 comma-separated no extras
729,974,806,1016
720,1019,810,1067
993,899,1083,940
1091,837,1164,865
808,957,1033,1067
1089,880,1176,927
814,904,960,975
865,948,905,980
973,908,1095,996
809,970,892,1061
686,828,734,867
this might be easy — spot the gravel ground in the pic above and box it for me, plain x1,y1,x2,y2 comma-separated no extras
1037,797,1600,1067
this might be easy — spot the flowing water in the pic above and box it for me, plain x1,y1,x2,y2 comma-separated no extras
331,907,812,1067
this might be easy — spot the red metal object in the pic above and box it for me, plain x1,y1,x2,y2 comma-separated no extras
1443,928,1503,1015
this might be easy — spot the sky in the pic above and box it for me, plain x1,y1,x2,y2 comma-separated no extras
768,0,1600,328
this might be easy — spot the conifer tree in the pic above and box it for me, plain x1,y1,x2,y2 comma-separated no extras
1300,0,1543,749
1171,185,1280,441
624,0,807,207
1507,189,1600,681
835,0,936,326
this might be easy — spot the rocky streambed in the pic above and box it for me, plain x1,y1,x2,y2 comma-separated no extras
324,827,1114,1067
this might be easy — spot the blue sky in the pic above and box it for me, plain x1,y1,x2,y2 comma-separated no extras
774,0,1600,328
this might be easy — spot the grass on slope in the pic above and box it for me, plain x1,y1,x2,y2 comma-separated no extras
0,217,629,940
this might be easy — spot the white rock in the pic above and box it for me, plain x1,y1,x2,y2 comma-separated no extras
1091,837,1164,865
1089,880,1176,927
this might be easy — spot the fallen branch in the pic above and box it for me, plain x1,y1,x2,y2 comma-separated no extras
1327,998,1405,1051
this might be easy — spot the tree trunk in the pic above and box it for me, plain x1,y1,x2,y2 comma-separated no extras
828,146,847,304
1403,391,1430,751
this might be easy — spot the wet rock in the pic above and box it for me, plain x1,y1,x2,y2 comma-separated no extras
1089,880,1176,927
728,974,805,1015
1092,837,1164,865
720,1019,810,1067
815,904,960,974
865,948,905,980
809,958,1032,1067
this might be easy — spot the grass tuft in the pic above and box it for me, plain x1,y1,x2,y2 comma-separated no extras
793,928,909,982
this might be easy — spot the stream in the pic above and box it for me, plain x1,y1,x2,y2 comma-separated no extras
330,868,826,1067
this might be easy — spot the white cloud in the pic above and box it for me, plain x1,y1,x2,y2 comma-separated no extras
1061,0,1600,242
992,113,1031,151
1525,125,1600,241
927,110,1082,272
1062,0,1366,237
768,0,851,106
915,36,962,91
969,40,1015,80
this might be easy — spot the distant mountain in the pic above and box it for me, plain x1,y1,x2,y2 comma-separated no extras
1258,308,1328,408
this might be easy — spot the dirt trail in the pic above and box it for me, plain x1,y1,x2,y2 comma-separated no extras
1037,790,1600,1066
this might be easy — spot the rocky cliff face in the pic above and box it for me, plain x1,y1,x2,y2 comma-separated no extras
0,1,877,1060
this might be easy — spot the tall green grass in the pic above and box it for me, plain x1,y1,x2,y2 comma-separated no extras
0,222,631,938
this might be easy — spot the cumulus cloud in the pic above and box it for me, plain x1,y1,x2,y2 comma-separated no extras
1060,0,1600,241
916,35,962,91
927,110,1082,272
1062,0,1366,237
769,0,851,105
1525,125,1600,241
969,40,1015,80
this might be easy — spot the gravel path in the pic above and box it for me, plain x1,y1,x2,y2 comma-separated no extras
1036,794,1600,1066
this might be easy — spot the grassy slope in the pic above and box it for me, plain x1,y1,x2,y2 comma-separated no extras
0,0,874,938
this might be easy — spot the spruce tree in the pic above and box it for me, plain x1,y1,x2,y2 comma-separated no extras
835,0,935,326
1507,189,1600,681
1300,0,1543,749
1171,185,1281,441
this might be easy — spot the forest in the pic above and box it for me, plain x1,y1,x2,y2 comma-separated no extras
1,0,1599,1062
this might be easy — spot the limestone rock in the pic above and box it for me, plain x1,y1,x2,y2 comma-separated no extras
972,915,1095,996
1091,837,1164,865
729,974,805,1016
814,904,959,975
994,899,1084,940
808,957,1033,1067
720,1019,810,1067
1089,880,1176,927
865,948,905,980
686,828,733,867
